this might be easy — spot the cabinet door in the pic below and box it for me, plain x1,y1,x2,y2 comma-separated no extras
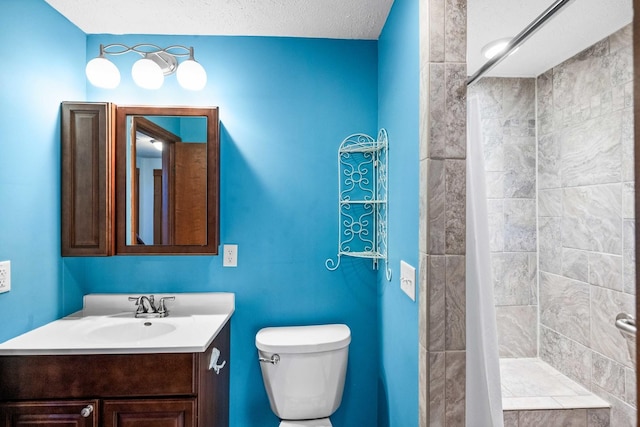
102,399,196,427
0,399,98,427
61,102,115,256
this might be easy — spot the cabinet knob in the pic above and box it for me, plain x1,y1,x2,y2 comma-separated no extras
80,404,94,418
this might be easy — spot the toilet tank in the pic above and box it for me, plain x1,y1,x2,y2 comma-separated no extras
256,324,351,420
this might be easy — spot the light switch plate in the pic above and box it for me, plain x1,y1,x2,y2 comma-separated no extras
0,260,11,293
400,260,415,301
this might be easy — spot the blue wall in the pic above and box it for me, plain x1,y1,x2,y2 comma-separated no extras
0,0,86,340
377,0,420,425
0,1,421,426
76,35,380,426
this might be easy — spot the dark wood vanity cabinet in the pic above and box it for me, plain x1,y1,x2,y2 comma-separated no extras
61,102,115,256
0,323,230,427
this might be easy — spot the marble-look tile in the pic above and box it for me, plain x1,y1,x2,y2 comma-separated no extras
518,408,587,426
445,64,466,159
485,171,504,199
560,112,622,187
592,352,626,399
503,396,562,410
419,160,427,254
429,351,445,426
562,184,622,254
503,411,519,427
538,133,561,189
624,367,636,407
588,252,622,291
592,385,636,427
492,252,536,306
503,78,536,120
538,217,562,274
427,159,445,254
445,255,465,351
540,272,590,346
504,199,536,252
590,286,635,368
561,248,589,283
623,220,635,295
428,255,446,351
540,326,591,387
487,200,504,252
470,77,502,118
503,142,535,198
621,108,634,182
418,252,427,349
445,351,465,426
587,408,611,427
610,44,633,87
429,64,446,159
419,344,427,427
539,188,562,217
444,0,466,63
622,182,635,220
445,159,465,255
553,38,611,111
496,306,537,358
428,0,445,62
537,70,553,119
482,134,503,172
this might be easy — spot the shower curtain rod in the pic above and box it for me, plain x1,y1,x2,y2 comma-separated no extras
466,0,577,86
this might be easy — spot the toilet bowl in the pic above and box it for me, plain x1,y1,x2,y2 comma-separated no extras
255,324,351,427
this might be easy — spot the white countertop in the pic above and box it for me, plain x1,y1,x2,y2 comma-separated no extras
0,292,234,356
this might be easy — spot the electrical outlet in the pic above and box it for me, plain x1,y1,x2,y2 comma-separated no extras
0,260,11,293
223,244,238,267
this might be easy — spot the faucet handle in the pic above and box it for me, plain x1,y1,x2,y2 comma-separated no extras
158,296,175,316
128,296,145,314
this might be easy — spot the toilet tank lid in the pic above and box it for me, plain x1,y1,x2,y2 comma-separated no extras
256,324,351,354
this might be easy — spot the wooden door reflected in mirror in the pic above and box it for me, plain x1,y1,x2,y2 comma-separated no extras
116,106,219,255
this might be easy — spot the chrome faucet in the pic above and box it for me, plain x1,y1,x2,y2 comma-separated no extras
128,295,175,318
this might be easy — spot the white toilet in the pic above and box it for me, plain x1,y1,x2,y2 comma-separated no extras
255,324,351,427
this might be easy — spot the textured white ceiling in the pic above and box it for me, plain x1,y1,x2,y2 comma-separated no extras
44,0,394,40
45,0,632,77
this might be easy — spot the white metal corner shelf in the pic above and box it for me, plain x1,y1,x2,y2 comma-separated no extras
325,129,391,281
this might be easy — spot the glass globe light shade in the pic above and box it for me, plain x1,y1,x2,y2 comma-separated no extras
131,57,164,90
176,59,207,91
85,57,120,89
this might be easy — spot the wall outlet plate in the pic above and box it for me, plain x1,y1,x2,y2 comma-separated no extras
400,260,415,301
0,260,11,293
223,244,238,267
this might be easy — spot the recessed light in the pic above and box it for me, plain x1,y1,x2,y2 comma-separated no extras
481,37,518,60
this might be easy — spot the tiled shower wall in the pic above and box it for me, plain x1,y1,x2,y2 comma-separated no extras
537,24,636,426
418,0,467,425
471,24,636,425
469,77,538,358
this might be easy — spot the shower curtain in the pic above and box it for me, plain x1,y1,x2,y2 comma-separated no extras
466,97,504,427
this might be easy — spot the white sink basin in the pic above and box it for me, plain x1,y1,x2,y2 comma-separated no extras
85,319,178,343
0,292,234,355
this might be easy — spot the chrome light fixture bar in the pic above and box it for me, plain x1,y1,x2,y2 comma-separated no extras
86,43,207,91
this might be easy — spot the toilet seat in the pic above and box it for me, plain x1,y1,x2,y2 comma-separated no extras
279,418,333,427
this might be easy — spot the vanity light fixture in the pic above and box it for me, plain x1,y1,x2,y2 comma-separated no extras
86,44,207,90
481,37,519,60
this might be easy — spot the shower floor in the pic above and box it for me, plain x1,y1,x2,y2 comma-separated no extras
500,358,610,411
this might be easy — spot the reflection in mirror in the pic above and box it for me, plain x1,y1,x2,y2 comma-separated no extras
116,106,219,255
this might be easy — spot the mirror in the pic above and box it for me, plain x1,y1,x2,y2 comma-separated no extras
115,106,219,255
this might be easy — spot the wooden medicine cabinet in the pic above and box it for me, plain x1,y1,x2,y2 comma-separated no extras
61,102,220,256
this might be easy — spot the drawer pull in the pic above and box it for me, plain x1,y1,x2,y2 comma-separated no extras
80,404,94,418
209,347,227,374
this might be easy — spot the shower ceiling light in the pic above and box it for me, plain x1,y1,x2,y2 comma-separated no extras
86,44,207,91
481,37,519,60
